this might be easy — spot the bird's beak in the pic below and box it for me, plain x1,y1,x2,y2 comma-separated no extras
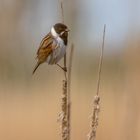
65,29,70,32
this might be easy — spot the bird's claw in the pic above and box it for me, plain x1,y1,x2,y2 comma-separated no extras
62,67,67,72
57,64,67,72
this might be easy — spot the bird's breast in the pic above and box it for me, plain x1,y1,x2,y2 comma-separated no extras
47,37,67,64
53,38,67,61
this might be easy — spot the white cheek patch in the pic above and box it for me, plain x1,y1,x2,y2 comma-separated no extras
51,26,65,47
51,27,58,38
60,31,65,36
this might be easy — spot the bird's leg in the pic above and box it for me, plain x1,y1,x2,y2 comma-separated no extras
57,64,67,72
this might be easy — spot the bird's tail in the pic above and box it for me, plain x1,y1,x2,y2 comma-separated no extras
32,62,41,75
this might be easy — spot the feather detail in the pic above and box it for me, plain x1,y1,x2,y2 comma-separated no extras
33,23,69,74
32,62,41,75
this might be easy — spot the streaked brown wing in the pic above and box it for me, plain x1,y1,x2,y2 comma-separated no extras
37,32,52,55
36,33,55,63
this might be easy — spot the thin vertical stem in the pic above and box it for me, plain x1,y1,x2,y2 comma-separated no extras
67,44,74,140
61,80,68,140
60,0,67,80
59,1,73,140
88,25,106,140
96,24,106,96
64,54,67,80
60,0,64,23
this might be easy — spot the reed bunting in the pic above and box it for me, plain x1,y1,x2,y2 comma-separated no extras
33,23,69,74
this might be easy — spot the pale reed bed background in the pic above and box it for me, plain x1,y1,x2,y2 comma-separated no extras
0,0,140,140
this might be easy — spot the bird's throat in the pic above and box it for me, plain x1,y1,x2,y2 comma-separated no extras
51,27,58,38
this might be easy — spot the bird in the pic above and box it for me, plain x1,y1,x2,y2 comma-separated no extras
32,23,69,74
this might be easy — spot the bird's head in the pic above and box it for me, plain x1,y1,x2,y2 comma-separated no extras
51,23,69,39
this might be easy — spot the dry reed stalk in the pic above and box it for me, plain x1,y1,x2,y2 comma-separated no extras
59,1,74,140
61,80,68,140
67,44,74,140
60,0,68,139
61,44,74,140
88,25,106,140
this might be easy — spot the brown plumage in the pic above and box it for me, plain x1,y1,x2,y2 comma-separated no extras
33,33,54,74
32,23,69,74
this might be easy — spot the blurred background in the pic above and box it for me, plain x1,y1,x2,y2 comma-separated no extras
0,0,140,139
